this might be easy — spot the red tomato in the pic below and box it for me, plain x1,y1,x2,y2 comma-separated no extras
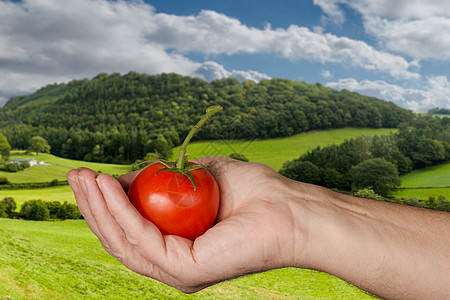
128,162,220,240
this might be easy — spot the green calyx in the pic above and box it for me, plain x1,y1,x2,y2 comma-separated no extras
152,105,223,190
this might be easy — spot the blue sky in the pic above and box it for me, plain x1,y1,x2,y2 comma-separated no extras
1,0,450,110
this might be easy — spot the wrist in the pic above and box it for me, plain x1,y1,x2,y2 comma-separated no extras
284,179,450,299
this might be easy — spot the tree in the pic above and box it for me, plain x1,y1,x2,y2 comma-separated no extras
1,196,17,217
20,200,50,221
279,160,321,184
145,139,172,160
351,158,401,195
320,167,342,188
411,138,445,168
28,136,51,155
0,133,11,161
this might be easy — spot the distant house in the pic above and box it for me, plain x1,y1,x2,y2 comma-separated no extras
10,158,38,167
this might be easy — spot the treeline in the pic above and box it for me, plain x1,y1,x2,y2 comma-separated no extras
0,72,413,164
428,107,450,115
280,115,450,196
0,197,81,221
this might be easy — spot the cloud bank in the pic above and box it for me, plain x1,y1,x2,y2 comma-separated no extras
327,76,450,111
0,0,448,110
314,0,450,60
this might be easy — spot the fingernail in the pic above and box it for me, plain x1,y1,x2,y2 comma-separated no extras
77,175,88,194
67,176,79,193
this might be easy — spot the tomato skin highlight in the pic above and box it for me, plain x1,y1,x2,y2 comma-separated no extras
128,162,220,240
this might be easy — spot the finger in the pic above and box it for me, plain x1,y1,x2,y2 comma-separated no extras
96,173,168,265
77,169,130,259
117,170,140,193
66,169,105,243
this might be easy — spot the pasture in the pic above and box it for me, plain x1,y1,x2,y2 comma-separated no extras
0,218,375,299
390,162,450,201
0,127,395,299
0,185,76,208
3,152,130,183
170,127,398,171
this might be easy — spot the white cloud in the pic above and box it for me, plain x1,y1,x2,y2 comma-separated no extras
0,0,421,102
326,76,450,110
313,0,346,25
145,9,418,79
314,0,450,60
192,61,271,82
321,70,333,78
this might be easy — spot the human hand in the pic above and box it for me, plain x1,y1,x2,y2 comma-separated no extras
66,156,313,293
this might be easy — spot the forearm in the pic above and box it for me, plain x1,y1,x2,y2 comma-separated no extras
287,181,450,299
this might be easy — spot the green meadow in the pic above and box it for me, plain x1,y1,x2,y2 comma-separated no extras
390,162,450,200
399,163,450,188
1,128,397,209
0,218,375,299
0,185,76,208
171,127,398,171
391,187,450,200
0,127,394,299
4,152,130,183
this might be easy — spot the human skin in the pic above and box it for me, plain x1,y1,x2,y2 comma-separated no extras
67,156,450,299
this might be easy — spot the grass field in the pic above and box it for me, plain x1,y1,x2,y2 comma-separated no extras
2,152,131,183
4,129,397,184
399,163,450,188
389,162,450,200
0,128,394,299
0,218,375,299
171,127,397,171
0,185,76,208
390,187,450,200
1,128,397,208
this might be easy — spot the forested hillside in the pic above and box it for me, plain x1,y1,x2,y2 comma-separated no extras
280,116,450,199
0,72,413,164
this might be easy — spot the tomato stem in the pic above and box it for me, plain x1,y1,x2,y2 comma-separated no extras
175,105,223,169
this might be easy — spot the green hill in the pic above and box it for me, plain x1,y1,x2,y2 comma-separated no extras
0,72,413,165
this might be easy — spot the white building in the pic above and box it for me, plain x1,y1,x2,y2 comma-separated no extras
10,158,38,167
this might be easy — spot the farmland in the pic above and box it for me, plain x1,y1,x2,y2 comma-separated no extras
1,128,396,209
390,162,450,200
0,127,395,299
2,126,448,299
0,218,374,299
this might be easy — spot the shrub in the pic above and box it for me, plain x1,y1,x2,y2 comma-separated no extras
1,196,17,216
403,197,423,208
19,200,81,221
20,200,50,221
0,176,9,184
47,201,63,219
354,188,384,200
58,202,82,220
5,162,21,172
0,202,6,218
437,195,450,212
